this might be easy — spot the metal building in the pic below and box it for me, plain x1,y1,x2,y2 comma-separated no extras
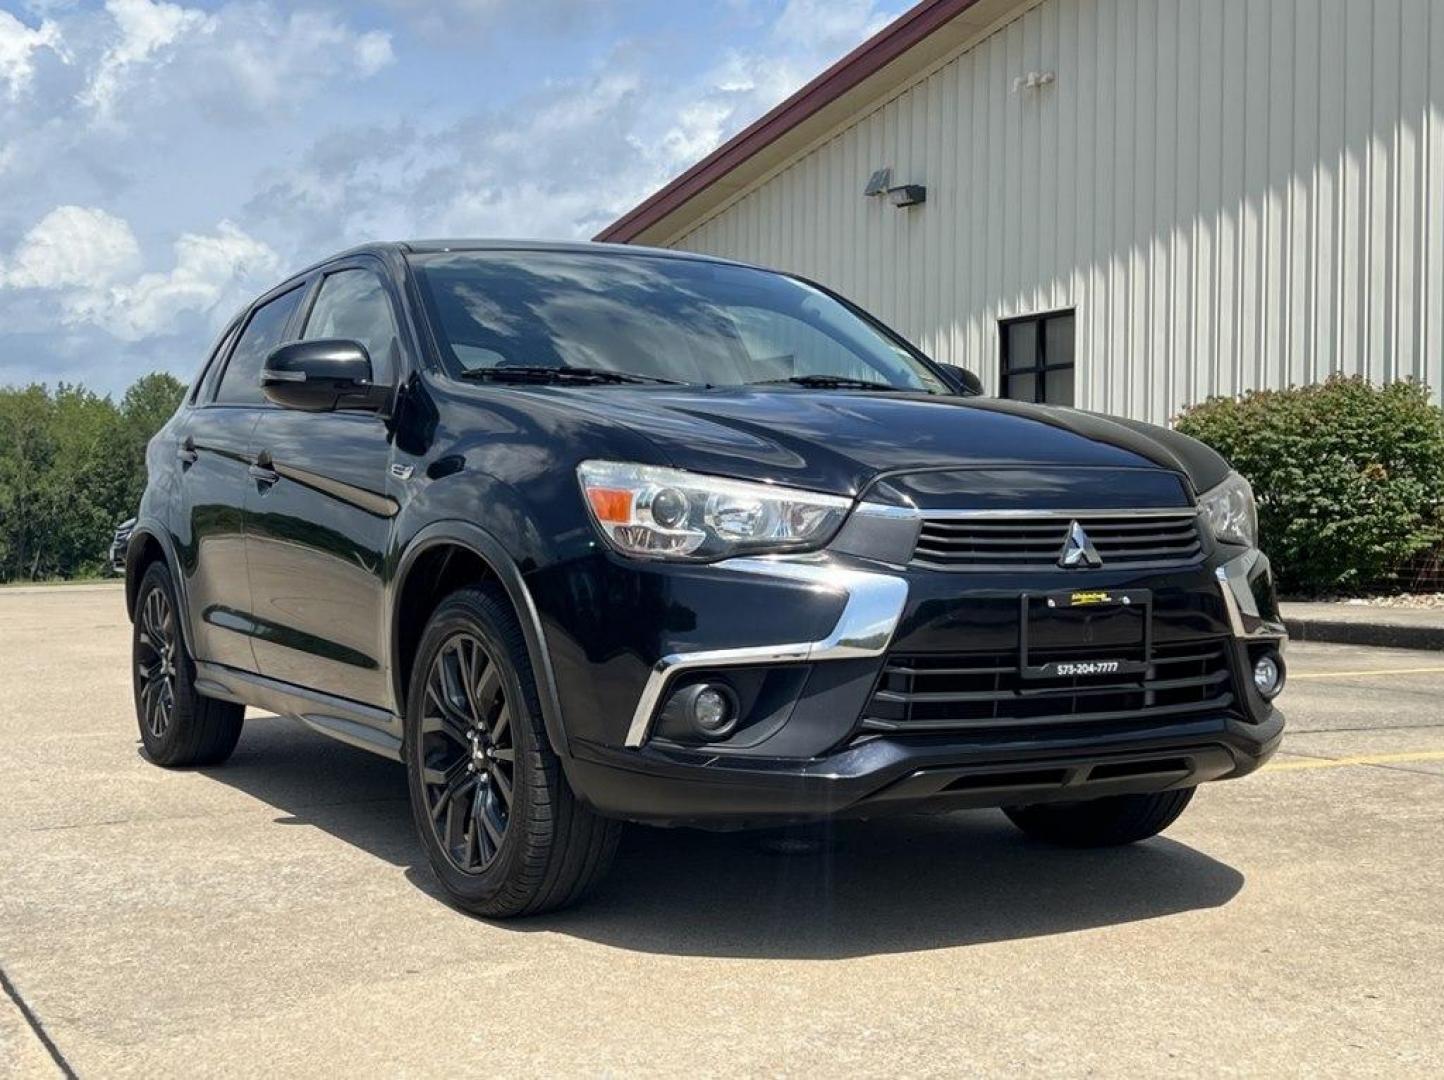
598,0,1444,426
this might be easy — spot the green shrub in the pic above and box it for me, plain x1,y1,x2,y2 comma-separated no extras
1174,377,1444,595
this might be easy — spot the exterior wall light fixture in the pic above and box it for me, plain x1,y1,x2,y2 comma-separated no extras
887,184,926,208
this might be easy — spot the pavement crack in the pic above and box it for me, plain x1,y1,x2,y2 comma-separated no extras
1364,763,1444,781
1314,681,1444,702
20,795,409,834
0,964,78,1079
1286,722,1444,736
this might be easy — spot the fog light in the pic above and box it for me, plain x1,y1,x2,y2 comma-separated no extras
695,686,729,727
673,682,738,739
1252,652,1285,699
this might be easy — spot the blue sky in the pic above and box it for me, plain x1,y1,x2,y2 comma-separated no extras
0,0,904,394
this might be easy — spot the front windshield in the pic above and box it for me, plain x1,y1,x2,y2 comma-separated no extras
409,250,948,393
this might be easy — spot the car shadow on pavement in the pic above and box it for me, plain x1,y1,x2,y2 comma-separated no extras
207,715,1245,959
533,818,1244,958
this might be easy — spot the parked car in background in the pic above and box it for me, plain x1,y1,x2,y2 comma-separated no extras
123,241,1287,917
110,518,135,575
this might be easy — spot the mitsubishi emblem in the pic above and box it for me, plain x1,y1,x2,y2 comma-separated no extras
1059,520,1103,568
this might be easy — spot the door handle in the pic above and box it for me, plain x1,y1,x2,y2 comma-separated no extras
249,451,279,487
177,436,198,466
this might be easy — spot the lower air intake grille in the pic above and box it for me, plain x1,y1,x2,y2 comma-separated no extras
912,511,1203,570
863,639,1235,734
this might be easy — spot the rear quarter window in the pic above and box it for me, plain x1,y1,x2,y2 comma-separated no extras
192,321,241,403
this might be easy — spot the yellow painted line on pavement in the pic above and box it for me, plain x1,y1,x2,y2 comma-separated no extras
1264,750,1444,772
1290,666,1444,680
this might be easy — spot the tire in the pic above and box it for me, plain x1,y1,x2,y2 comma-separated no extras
1003,787,1196,848
132,561,245,767
404,584,620,918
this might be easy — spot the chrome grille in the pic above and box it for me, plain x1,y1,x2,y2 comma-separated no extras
911,511,1203,571
862,639,1235,734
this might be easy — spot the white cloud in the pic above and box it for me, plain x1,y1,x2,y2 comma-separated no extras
0,204,141,289
1,207,280,341
76,0,393,121
80,0,209,116
353,30,395,76
214,10,394,110
376,0,607,42
70,220,283,341
0,0,903,392
0,9,66,100
247,0,905,247
772,0,896,59
683,0,898,151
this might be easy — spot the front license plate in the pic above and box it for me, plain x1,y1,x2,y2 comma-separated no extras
1028,657,1149,679
1019,588,1153,680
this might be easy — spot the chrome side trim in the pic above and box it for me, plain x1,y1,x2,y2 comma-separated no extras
1216,550,1288,645
912,507,1200,521
623,556,909,748
273,462,399,518
851,501,921,520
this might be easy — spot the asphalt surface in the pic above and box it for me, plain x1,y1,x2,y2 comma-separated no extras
1,583,1441,1078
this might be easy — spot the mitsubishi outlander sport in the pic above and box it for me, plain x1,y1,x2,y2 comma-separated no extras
125,241,1286,917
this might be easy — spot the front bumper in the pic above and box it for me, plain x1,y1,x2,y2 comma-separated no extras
529,543,1287,826
567,708,1282,827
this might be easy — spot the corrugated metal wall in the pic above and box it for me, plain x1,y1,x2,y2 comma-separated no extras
668,0,1444,425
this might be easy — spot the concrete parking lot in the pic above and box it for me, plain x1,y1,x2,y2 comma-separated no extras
2,583,1441,1078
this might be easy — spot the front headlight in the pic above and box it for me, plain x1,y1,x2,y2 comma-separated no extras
1198,471,1257,548
577,460,851,561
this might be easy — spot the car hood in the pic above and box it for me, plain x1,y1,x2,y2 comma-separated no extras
504,386,1230,502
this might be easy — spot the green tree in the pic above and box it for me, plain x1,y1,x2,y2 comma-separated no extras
0,372,186,582
0,385,58,581
121,372,186,436
40,385,130,578
119,372,187,512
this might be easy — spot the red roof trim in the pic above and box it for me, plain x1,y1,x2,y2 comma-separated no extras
594,0,984,243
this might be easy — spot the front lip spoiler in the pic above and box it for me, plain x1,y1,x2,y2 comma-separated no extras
623,555,909,747
572,708,1284,825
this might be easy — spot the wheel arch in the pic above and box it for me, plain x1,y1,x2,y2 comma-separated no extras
124,523,196,656
389,521,571,762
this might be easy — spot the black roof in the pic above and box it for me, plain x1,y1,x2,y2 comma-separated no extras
251,239,761,319
296,238,734,275
401,238,726,259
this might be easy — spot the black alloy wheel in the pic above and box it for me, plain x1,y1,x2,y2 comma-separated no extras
135,580,178,740
404,585,620,917
131,560,245,767
419,632,517,874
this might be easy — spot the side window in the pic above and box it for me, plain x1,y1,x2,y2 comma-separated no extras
191,321,240,403
302,269,401,385
214,286,307,405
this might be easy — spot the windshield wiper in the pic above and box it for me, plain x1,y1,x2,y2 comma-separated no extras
751,374,915,393
459,365,684,386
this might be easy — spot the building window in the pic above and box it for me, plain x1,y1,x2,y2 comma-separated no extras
1000,310,1075,406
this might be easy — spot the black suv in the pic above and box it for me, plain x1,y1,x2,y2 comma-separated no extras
125,241,1286,916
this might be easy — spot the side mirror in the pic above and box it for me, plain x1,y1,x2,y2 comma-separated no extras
935,364,984,395
262,339,390,413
